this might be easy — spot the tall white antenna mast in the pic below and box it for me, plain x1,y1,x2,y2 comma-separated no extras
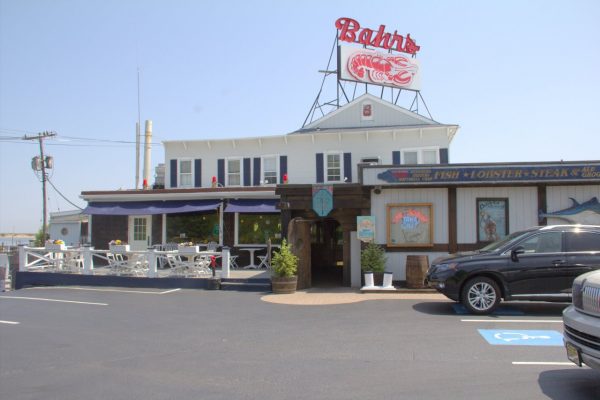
135,67,141,190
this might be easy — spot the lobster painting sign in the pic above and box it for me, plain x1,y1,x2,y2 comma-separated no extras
338,46,421,91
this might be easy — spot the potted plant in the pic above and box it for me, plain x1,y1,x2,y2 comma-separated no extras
361,242,386,287
45,239,66,251
270,239,298,294
177,241,199,254
109,240,130,253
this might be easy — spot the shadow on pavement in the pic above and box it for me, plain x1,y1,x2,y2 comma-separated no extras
412,301,570,317
539,368,600,399
412,301,456,315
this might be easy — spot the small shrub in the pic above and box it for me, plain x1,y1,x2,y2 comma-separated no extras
361,242,386,273
271,239,298,278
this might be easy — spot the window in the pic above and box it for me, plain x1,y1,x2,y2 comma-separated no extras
179,160,192,187
402,148,439,165
326,153,341,182
519,232,563,254
262,156,278,185
227,158,241,186
237,214,282,245
422,150,438,164
403,151,418,165
167,213,220,244
566,232,600,252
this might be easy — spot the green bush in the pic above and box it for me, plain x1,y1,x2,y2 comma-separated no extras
271,239,298,278
361,242,386,272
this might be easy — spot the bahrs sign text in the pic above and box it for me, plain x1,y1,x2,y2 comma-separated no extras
335,17,420,55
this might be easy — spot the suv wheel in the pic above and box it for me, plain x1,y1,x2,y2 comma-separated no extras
461,277,501,314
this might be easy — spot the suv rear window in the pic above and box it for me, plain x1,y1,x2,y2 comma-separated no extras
565,231,600,252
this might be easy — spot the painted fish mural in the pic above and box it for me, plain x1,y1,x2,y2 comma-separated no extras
539,197,600,225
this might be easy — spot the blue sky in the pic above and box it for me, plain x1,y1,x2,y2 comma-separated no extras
1,0,599,233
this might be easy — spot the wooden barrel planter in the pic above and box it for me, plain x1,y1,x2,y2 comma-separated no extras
271,276,298,294
406,255,429,289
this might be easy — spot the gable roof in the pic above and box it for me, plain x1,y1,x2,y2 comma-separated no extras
296,93,441,133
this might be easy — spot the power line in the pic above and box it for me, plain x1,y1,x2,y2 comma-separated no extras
46,176,83,210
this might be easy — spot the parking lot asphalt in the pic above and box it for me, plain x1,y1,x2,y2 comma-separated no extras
1,287,599,400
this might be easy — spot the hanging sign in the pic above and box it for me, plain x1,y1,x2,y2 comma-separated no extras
335,17,420,55
357,216,376,242
312,185,333,217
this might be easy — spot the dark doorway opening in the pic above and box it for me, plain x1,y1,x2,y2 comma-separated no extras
310,218,343,287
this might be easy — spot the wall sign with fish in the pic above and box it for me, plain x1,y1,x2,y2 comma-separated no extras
540,197,600,225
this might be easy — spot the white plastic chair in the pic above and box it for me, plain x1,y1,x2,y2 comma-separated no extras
229,255,239,269
257,255,270,269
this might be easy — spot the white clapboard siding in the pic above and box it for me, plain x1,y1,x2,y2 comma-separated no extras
456,187,538,244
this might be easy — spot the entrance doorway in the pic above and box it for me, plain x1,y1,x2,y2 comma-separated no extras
128,215,151,251
310,219,343,287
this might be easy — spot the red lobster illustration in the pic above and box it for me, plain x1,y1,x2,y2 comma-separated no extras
348,51,418,87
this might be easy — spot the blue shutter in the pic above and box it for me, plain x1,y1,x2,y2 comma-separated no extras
392,151,401,165
170,159,177,188
343,153,352,182
316,153,324,183
439,148,449,164
217,159,225,186
253,158,261,186
243,158,251,186
279,155,287,183
194,159,202,187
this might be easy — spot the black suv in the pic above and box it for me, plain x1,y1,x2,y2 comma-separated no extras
426,225,600,314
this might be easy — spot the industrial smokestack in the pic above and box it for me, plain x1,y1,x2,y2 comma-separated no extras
135,122,140,189
143,120,152,189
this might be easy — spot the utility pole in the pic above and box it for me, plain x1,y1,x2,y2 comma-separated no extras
24,131,56,241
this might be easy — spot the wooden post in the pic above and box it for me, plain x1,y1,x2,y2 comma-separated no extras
288,218,312,290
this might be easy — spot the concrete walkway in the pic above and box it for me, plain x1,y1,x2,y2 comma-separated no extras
261,287,448,306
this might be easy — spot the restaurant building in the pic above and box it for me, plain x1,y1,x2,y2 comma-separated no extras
80,17,600,287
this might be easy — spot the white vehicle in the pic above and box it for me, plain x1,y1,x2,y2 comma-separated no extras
563,270,600,371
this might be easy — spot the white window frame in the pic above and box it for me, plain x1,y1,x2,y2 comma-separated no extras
226,157,243,187
178,159,193,188
325,152,343,183
401,147,440,165
261,155,279,185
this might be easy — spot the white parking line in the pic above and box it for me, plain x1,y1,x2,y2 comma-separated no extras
159,288,181,295
0,320,20,325
27,286,181,295
0,296,108,306
462,319,562,323
512,362,576,366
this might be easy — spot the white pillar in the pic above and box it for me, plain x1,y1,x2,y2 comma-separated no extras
82,245,94,275
162,214,167,244
18,244,26,272
221,247,230,278
350,231,361,288
147,248,157,278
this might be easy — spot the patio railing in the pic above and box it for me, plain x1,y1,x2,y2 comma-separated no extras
17,245,231,278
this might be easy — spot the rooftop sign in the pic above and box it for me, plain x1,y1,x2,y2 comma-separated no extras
335,17,420,55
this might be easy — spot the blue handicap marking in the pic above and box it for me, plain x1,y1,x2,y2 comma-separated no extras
452,303,524,316
478,329,563,346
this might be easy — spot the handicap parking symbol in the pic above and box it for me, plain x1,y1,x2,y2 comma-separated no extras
478,329,563,346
